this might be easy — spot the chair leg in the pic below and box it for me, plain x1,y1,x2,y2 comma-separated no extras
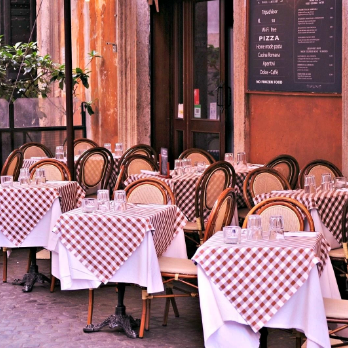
50,276,56,293
87,289,94,325
3,248,7,283
295,330,302,348
26,248,31,273
259,327,268,348
163,296,171,326
145,299,151,331
139,290,147,338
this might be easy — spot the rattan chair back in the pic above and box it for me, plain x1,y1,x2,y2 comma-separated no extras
195,161,236,231
73,138,98,156
19,142,53,159
29,159,71,181
203,188,236,242
1,149,24,180
179,148,215,165
75,147,114,190
298,159,343,188
242,197,315,232
123,154,158,177
265,154,299,189
243,167,291,209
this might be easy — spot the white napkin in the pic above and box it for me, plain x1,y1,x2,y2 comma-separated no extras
284,232,319,237
271,190,291,193
140,170,160,176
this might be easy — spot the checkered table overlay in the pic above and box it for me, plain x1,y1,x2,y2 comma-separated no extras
52,204,187,284
0,181,85,246
124,169,251,221
192,231,330,332
254,189,348,244
23,157,119,192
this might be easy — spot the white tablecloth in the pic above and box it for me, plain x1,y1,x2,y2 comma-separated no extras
198,259,340,348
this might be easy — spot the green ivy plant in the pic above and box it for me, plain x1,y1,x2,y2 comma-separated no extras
0,36,100,115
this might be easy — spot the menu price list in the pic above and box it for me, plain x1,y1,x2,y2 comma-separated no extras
248,0,342,93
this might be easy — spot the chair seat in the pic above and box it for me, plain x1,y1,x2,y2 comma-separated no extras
324,298,348,319
184,221,200,232
158,256,197,276
329,248,345,259
238,207,249,219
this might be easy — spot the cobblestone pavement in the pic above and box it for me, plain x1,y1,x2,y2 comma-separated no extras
0,249,302,347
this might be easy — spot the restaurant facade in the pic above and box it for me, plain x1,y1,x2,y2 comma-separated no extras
3,0,346,172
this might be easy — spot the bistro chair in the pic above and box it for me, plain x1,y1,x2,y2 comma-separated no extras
242,167,291,210
298,159,343,189
19,142,53,159
29,159,71,181
184,161,236,243
117,144,157,173
124,178,175,205
138,188,236,338
242,196,315,232
75,147,114,196
265,154,300,189
178,148,216,165
73,138,98,156
0,149,24,181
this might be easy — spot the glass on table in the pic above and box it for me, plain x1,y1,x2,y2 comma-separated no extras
269,215,284,240
1,175,13,187
246,214,262,241
321,173,332,191
195,161,206,174
223,226,241,244
174,159,184,176
55,145,64,160
97,189,110,212
104,143,112,152
224,153,234,165
334,177,347,190
182,158,192,173
236,152,247,166
304,175,316,194
34,168,46,185
114,190,127,211
82,198,97,213
115,143,123,158
18,168,30,186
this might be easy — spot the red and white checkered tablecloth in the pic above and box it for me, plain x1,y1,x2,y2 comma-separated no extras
253,189,348,244
192,231,330,332
0,181,84,246
51,204,187,284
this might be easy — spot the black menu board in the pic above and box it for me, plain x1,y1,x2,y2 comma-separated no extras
248,0,342,93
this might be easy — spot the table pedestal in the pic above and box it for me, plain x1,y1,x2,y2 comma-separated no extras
12,247,50,292
83,283,139,338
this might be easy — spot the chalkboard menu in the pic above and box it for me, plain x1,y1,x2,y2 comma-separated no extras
248,0,342,93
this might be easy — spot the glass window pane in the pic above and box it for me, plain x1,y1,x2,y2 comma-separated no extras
0,99,9,128
193,0,220,121
193,132,220,161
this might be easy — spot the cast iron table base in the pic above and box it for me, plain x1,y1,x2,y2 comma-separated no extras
83,283,139,338
12,247,50,292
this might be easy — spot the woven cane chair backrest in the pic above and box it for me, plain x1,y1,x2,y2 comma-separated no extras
19,142,53,159
29,159,71,181
123,154,158,177
179,148,215,165
118,144,157,172
126,182,168,205
73,138,98,156
1,149,24,180
203,188,236,242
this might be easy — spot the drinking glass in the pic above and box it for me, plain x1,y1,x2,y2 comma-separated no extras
97,189,110,212
195,161,206,174
114,190,127,211
321,173,332,191
334,177,347,190
223,226,241,244
18,168,30,186
174,159,184,176
55,145,64,160
224,153,234,165
82,198,97,213
304,175,316,194
115,143,123,158
104,143,112,152
34,168,46,185
1,175,13,187
236,152,247,166
246,214,262,241
182,158,192,173
269,215,284,240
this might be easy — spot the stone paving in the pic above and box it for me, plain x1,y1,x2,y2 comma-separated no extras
0,248,304,347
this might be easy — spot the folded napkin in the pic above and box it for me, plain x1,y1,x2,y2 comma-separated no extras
284,232,319,237
140,170,160,176
248,164,264,169
271,190,291,193
336,188,348,192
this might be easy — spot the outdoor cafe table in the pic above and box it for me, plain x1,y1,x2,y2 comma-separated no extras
0,181,85,291
47,203,188,337
253,189,348,249
192,231,340,348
